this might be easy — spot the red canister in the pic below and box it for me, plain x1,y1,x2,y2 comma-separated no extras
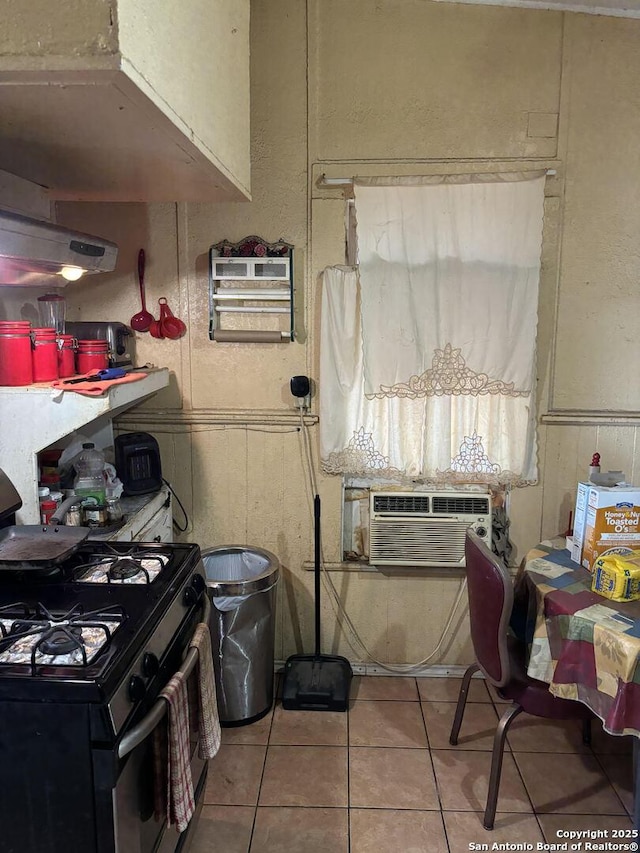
32,327,59,382
76,339,109,374
0,320,33,386
57,334,76,378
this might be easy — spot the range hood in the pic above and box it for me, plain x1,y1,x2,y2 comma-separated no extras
0,209,118,287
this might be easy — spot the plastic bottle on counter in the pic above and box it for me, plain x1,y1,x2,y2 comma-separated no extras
73,442,107,505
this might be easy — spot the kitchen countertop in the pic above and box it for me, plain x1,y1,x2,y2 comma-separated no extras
119,491,167,518
0,369,170,525
84,485,170,541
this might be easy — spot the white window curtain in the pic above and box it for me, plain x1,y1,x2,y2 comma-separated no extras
319,173,546,487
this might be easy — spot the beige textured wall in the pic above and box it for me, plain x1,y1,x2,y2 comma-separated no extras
117,0,251,195
552,15,640,411
0,0,249,201
0,0,117,56
309,0,562,161
54,0,640,668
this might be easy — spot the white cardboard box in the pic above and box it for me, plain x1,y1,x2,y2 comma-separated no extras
571,482,591,564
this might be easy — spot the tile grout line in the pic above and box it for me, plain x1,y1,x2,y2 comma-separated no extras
592,748,634,817
589,721,634,817
247,702,277,852
418,682,454,853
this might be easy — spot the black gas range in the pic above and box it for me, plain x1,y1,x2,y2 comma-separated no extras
0,539,210,853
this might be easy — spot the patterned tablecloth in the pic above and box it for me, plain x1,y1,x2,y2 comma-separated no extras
520,541,640,737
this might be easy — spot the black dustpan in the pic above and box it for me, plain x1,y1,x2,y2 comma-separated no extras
282,494,352,712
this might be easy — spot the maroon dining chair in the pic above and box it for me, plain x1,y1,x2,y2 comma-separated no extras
449,530,593,830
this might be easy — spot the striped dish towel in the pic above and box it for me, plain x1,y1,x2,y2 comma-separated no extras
189,623,221,759
157,671,195,833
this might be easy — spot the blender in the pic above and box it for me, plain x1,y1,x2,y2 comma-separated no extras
37,292,66,334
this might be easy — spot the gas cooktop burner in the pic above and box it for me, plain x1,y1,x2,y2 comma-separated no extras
109,558,143,580
0,541,201,696
39,626,83,656
75,551,169,585
0,602,123,671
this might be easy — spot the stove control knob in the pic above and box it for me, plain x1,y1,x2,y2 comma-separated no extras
142,652,159,678
128,675,146,703
183,585,198,606
183,575,205,607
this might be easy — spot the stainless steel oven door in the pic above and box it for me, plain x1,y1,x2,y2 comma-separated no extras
113,596,211,853
113,729,206,853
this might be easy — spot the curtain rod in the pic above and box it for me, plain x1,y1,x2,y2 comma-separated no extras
318,169,556,187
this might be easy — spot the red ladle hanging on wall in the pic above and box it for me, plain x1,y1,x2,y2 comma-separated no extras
158,297,186,339
130,249,154,332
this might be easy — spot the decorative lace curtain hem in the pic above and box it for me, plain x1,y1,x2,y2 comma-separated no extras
320,267,539,487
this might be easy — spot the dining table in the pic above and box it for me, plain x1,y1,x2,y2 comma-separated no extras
518,539,640,828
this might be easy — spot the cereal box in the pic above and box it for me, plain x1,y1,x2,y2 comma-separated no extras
578,485,640,572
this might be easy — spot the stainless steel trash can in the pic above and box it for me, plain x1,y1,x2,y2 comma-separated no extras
202,545,279,726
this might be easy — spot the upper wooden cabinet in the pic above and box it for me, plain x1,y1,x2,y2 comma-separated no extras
0,0,250,202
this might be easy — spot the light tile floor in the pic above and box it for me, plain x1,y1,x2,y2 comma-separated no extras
191,675,634,853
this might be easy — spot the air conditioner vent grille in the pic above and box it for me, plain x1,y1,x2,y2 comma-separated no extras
372,494,430,514
368,490,491,567
369,521,468,566
432,496,491,515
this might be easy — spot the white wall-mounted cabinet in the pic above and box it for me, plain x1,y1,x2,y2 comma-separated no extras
0,368,169,523
209,253,295,342
0,0,250,202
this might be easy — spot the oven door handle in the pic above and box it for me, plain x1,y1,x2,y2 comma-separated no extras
118,593,210,759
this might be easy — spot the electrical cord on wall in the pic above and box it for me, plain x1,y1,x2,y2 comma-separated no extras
298,408,468,673
162,478,189,533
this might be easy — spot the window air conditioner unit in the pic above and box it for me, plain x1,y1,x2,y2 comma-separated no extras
368,490,492,568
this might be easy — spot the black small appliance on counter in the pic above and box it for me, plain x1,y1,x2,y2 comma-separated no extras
115,432,163,496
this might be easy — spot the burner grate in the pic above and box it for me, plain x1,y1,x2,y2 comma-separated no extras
0,602,123,672
74,545,170,585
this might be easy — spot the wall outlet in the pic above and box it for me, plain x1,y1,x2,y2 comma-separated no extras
294,394,311,410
